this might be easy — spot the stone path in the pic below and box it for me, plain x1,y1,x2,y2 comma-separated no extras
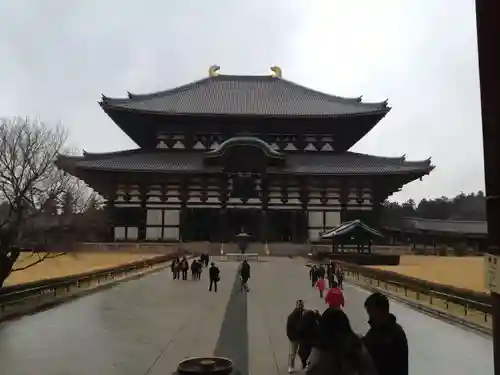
0,257,494,375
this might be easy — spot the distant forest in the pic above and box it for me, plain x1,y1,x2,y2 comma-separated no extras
382,191,487,221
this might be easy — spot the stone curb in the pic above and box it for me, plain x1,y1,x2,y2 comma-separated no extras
0,262,170,323
347,278,492,337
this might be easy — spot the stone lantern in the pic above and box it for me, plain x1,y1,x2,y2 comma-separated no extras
236,231,250,254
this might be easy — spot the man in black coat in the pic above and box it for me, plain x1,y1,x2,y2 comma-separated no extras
309,265,318,287
286,300,305,373
326,262,335,288
240,260,251,291
316,264,326,279
363,292,408,375
208,262,220,292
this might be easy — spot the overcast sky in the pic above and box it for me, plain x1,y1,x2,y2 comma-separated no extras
0,0,483,202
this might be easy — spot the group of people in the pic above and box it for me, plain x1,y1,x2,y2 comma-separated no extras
208,259,251,293
171,253,211,281
171,253,251,294
310,262,344,291
286,293,408,375
171,256,190,280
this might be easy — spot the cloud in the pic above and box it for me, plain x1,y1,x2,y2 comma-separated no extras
0,0,483,202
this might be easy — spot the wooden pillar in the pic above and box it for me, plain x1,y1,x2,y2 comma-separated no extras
138,185,147,241
105,201,114,242
476,2,500,373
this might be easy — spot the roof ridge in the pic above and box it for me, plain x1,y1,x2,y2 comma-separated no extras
100,74,389,108
404,217,486,224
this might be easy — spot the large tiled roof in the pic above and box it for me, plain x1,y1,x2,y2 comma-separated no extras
100,75,389,117
56,149,433,176
383,217,488,235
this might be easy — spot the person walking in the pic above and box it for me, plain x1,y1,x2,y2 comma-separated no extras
327,262,335,288
316,264,326,280
363,292,408,375
297,309,320,370
190,259,198,280
286,300,305,373
195,260,203,280
180,257,189,280
305,309,377,375
336,266,344,290
171,258,181,280
208,262,220,292
315,277,326,299
324,280,345,310
310,265,318,288
239,260,251,291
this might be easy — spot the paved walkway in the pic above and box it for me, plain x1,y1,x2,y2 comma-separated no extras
0,257,493,375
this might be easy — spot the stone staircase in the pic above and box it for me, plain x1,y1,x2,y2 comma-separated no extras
179,242,310,257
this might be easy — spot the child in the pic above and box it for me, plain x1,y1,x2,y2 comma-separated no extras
324,280,345,309
315,277,326,298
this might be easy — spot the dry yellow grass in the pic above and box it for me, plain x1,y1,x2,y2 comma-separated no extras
4,252,162,286
370,255,485,292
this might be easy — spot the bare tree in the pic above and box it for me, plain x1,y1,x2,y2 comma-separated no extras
0,117,71,288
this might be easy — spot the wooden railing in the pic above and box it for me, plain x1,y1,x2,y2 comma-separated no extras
340,263,491,330
0,253,180,318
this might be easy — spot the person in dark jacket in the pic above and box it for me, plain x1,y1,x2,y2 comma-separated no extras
171,258,180,280
336,266,344,290
363,292,408,375
297,309,320,369
180,257,189,280
286,300,305,373
327,262,335,288
208,262,220,292
306,309,376,375
309,265,318,287
190,259,198,280
316,264,326,280
240,260,251,291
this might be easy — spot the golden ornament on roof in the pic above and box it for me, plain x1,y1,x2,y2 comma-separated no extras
209,65,220,77
270,66,282,78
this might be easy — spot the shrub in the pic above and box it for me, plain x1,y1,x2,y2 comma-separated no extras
436,245,448,256
453,242,469,257
413,247,425,255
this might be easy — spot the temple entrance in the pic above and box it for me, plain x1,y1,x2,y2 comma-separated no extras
179,207,308,243
180,208,220,242
179,207,261,242
267,210,308,243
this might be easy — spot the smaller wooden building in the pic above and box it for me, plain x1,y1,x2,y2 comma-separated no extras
321,219,384,253
382,217,488,252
